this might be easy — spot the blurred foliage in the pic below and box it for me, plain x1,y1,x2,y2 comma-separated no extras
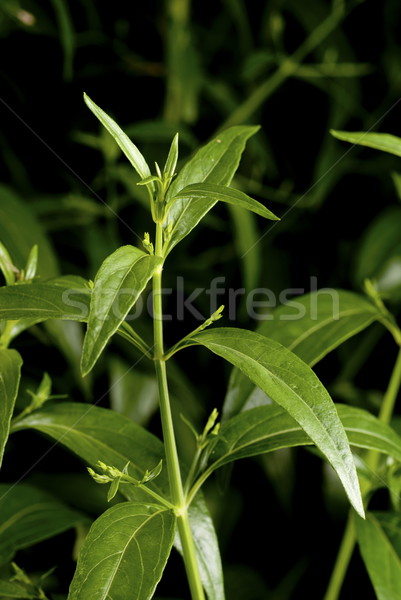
1,0,401,597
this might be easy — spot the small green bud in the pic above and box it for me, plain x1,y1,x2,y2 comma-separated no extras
87,467,111,484
143,232,154,254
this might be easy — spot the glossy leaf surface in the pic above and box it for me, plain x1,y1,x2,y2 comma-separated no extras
223,290,381,419
13,403,224,599
68,503,175,600
356,512,401,600
331,129,401,158
192,328,364,517
163,126,259,255
81,246,161,375
208,404,401,471
84,94,152,182
170,182,279,220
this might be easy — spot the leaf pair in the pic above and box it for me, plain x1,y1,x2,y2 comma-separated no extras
12,403,224,600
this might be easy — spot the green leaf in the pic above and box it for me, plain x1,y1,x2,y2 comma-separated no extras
81,246,162,375
354,207,401,301
83,94,152,183
0,483,88,565
331,129,401,158
169,182,279,220
163,133,179,180
0,579,36,599
191,328,364,517
0,349,22,469
258,289,381,365
0,240,16,285
207,404,401,472
0,277,90,323
223,290,381,419
163,125,259,255
24,245,38,281
12,403,224,599
356,512,401,600
0,185,59,279
68,503,176,600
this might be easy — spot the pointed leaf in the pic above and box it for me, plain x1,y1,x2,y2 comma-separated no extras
206,404,401,473
192,328,364,517
0,349,23,469
331,129,401,158
163,132,179,180
0,240,16,285
68,502,176,600
223,290,381,419
170,182,279,220
356,512,401,600
0,483,88,565
81,246,162,375
83,94,152,182
12,403,223,599
163,126,259,255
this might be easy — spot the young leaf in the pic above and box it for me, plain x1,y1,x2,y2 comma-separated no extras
223,289,382,419
0,349,23,469
205,404,401,473
356,512,401,600
331,129,401,158
68,503,175,600
163,132,179,180
81,246,162,375
0,483,88,565
191,328,364,517
163,125,259,255
169,182,279,220
0,241,16,285
12,403,224,598
83,94,152,183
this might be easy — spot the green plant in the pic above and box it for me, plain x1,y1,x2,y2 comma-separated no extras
1,97,401,600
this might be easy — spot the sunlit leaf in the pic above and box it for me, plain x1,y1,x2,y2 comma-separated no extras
192,328,364,517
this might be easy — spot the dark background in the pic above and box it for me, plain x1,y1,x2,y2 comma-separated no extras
1,0,401,598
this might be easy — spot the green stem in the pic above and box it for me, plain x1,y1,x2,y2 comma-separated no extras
163,0,192,124
220,6,345,130
153,222,205,600
323,346,401,600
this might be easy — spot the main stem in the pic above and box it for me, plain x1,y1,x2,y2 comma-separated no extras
324,346,401,600
153,222,205,600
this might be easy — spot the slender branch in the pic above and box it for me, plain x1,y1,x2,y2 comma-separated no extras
153,222,205,600
219,6,346,130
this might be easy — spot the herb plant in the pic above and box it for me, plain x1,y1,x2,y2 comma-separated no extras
1,96,401,600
